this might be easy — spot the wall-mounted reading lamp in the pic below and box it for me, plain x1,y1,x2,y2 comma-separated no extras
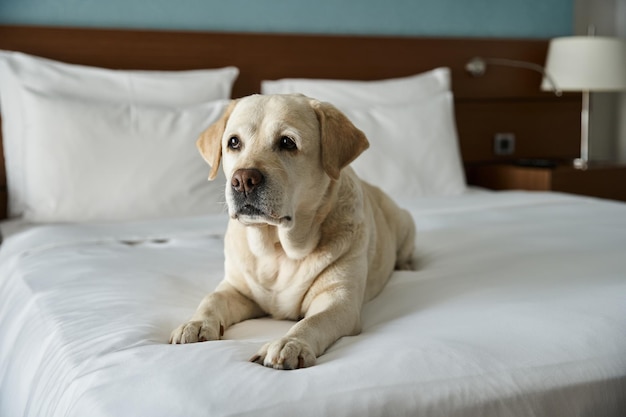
465,57,562,96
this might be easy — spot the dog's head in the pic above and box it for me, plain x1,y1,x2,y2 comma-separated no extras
196,94,368,228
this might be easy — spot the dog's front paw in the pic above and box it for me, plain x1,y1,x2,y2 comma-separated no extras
250,337,316,370
169,317,224,344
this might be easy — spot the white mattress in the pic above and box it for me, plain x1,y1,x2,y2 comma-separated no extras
1,191,625,416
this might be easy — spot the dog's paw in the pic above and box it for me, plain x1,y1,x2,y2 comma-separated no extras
250,337,316,370
169,317,224,344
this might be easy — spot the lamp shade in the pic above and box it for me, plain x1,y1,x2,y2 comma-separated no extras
542,36,626,92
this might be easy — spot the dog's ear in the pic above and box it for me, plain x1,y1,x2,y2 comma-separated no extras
311,100,369,181
196,100,238,180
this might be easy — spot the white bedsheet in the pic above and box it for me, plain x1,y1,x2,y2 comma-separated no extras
1,191,625,417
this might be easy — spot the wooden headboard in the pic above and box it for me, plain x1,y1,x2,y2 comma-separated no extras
0,25,581,219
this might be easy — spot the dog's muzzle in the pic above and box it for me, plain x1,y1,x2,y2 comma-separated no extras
230,168,291,225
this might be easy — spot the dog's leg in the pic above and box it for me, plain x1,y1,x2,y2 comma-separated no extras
395,209,417,271
251,282,363,370
170,281,265,344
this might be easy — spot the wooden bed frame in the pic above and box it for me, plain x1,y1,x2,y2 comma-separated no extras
0,25,581,219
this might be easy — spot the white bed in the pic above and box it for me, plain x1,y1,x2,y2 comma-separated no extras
0,29,625,417
1,191,625,416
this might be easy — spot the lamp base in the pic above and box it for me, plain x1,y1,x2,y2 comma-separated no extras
573,158,588,170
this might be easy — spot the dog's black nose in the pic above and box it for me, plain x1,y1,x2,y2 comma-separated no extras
232,169,264,195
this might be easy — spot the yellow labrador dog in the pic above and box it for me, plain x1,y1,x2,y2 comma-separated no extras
170,94,416,370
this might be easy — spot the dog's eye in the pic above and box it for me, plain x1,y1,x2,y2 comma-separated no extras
279,136,297,151
227,136,241,150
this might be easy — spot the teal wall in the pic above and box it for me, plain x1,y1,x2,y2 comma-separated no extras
0,0,573,38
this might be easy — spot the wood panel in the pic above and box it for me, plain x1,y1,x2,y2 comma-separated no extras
0,25,562,100
456,98,581,162
0,25,582,219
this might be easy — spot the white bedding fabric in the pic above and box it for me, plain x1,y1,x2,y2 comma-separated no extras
1,191,625,417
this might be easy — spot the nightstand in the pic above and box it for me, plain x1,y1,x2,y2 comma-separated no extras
466,162,626,202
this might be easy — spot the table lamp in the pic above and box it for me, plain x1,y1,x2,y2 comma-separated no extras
542,36,626,169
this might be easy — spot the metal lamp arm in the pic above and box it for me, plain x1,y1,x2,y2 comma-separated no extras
465,57,562,96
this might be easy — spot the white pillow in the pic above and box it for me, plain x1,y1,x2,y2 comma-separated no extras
21,89,228,223
344,92,466,199
261,67,450,109
0,51,238,217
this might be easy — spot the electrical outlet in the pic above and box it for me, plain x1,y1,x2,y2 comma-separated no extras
494,133,515,155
